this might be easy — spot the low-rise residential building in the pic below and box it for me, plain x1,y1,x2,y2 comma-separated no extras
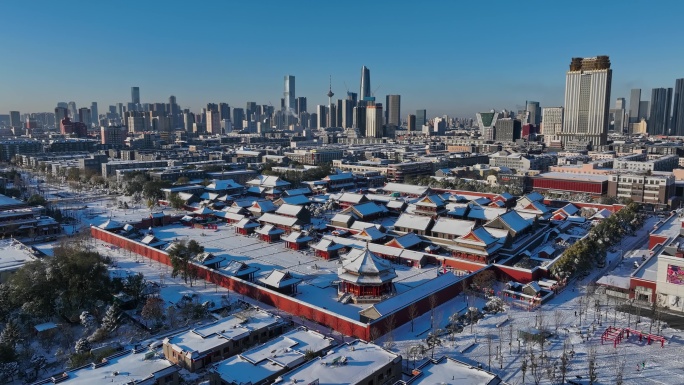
209,327,335,385
274,340,402,385
607,173,676,207
397,356,503,385
162,308,285,372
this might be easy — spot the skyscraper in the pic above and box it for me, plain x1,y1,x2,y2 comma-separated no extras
415,109,426,129
296,97,307,115
54,107,67,129
672,79,684,136
9,111,20,129
316,105,327,129
219,103,231,122
366,103,383,138
615,98,626,110
206,110,221,135
407,114,416,132
526,101,541,126
284,75,295,113
232,108,245,130
560,56,612,147
131,87,140,104
341,99,354,129
245,102,257,121
629,89,641,124
90,102,98,127
542,107,564,147
360,66,371,100
78,108,91,127
385,95,401,127
68,102,78,121
648,88,673,135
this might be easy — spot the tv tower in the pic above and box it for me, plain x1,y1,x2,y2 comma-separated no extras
327,75,334,105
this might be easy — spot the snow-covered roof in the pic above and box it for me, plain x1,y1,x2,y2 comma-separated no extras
394,213,433,231
349,221,384,231
281,231,313,243
258,213,299,227
331,213,354,225
353,227,385,241
382,182,429,196
246,175,291,188
193,207,214,215
258,270,300,288
337,192,367,204
275,204,305,217
276,340,400,385
284,187,312,196
235,218,260,229
404,356,502,385
457,227,498,247
326,172,354,181
250,200,277,213
415,194,445,207
221,260,260,277
490,210,532,233
205,179,243,191
200,192,220,201
213,211,244,222
278,195,311,206
385,233,422,249
430,218,474,236
41,348,178,385
591,208,612,219
339,247,397,284
349,202,388,217
212,327,334,385
386,200,407,209
98,219,123,230
255,224,285,236
312,239,346,252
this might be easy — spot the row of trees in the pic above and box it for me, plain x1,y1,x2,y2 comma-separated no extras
404,174,524,196
261,162,334,185
551,202,643,279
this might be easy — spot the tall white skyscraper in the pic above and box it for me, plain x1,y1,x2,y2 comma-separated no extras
366,103,383,138
560,56,612,147
542,107,564,148
284,75,295,113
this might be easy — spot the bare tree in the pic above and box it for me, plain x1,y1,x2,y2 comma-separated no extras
553,309,566,333
613,349,626,385
407,303,419,333
559,338,571,385
429,294,438,330
369,327,381,344
383,314,396,349
486,334,494,371
530,350,543,385
588,345,598,385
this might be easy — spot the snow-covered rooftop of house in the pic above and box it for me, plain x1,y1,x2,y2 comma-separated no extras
258,213,299,227
164,309,280,358
431,218,474,236
403,356,501,385
382,183,429,196
259,270,301,288
206,179,243,191
349,202,387,217
43,349,177,385
250,199,278,213
632,254,659,282
275,340,400,385
275,204,305,217
597,274,631,289
494,210,532,233
0,239,36,272
279,195,311,206
247,175,291,187
394,213,433,231
284,187,312,196
219,328,333,380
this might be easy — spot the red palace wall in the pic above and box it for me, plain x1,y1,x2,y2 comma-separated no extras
91,226,371,340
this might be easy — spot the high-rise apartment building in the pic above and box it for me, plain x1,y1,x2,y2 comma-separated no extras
353,105,366,136
629,89,641,123
328,104,337,128
366,103,383,138
526,101,541,126
316,105,327,129
672,79,684,136
206,110,221,135
131,87,140,104
101,126,127,147
78,108,91,127
54,107,67,129
385,95,401,127
560,56,612,147
639,101,650,121
495,118,522,142
360,66,371,100
9,111,21,128
415,109,426,129
649,88,673,136
542,107,563,148
296,97,307,115
90,102,98,127
245,102,257,121
341,99,354,129
232,108,245,130
615,98,626,110
68,102,78,122
407,114,416,132
218,103,230,123
284,75,295,113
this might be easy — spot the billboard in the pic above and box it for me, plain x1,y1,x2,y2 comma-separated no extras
666,264,684,285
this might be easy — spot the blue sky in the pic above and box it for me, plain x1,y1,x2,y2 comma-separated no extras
1,0,683,118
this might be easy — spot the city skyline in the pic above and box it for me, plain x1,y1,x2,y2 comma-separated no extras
2,1,684,117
